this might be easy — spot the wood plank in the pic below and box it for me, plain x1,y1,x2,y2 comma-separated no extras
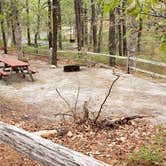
0,121,109,166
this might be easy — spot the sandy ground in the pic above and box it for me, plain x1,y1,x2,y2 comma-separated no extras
0,56,166,125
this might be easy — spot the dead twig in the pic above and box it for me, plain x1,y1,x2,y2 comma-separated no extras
54,113,73,118
94,75,120,123
54,113,74,123
56,88,71,108
74,87,80,113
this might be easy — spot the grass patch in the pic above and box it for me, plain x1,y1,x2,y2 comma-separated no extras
128,125,166,166
23,45,50,55
128,145,164,166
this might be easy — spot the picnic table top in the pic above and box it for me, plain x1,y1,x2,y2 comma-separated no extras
0,57,29,67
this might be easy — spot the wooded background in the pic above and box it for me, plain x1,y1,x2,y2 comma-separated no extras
0,0,165,73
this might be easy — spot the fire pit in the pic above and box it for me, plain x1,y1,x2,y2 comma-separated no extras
64,65,80,72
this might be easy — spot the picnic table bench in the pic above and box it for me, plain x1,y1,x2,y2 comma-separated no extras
0,57,37,83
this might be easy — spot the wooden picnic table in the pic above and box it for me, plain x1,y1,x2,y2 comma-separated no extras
0,57,29,67
0,57,36,82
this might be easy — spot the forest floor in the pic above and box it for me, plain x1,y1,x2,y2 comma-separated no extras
0,53,166,165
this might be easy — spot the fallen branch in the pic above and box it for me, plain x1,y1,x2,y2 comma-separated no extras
101,115,151,128
94,75,120,123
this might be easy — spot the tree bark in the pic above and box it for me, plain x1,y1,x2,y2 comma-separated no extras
0,1,7,54
0,121,109,166
91,0,97,52
48,0,52,48
52,0,58,66
26,0,31,46
109,10,116,66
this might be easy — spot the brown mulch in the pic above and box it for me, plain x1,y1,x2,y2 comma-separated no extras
0,95,166,166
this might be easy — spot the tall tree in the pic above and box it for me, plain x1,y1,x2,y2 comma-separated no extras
11,19,16,45
52,0,58,66
26,0,31,46
57,0,62,50
11,0,23,59
122,0,127,56
48,0,52,48
117,6,122,56
34,0,41,53
129,17,137,59
74,0,83,51
0,1,7,54
84,3,88,45
137,18,143,52
109,9,116,66
91,0,97,52
97,2,104,53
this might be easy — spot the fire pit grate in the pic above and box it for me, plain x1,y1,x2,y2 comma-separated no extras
64,65,80,72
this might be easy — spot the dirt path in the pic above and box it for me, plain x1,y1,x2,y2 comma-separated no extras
0,57,165,125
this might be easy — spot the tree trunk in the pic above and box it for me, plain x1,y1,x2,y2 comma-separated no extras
48,0,52,48
0,121,109,166
109,10,116,66
128,17,137,68
122,0,127,56
74,0,83,51
12,0,23,60
26,0,31,46
6,17,12,47
84,4,88,45
117,6,122,56
91,0,97,52
34,0,41,54
81,1,85,47
52,0,58,66
89,22,93,45
129,17,137,55
137,18,143,52
97,6,104,53
11,19,16,45
0,1,7,54
57,0,62,50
